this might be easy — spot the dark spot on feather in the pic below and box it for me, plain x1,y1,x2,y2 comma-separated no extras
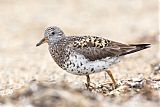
105,40,108,43
87,51,90,54
73,63,75,67
98,39,102,43
85,72,88,74
84,67,86,70
67,63,69,67
107,40,111,43
78,71,80,73
77,65,80,68
80,62,83,66
93,43,96,47
97,44,100,47
91,68,94,72
83,44,87,47
51,49,54,52
105,43,108,46
100,45,103,48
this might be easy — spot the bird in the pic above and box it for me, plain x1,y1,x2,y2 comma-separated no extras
36,26,150,89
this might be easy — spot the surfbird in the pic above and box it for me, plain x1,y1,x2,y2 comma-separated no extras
36,26,150,89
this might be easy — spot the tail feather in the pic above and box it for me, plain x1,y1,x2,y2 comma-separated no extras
120,44,151,56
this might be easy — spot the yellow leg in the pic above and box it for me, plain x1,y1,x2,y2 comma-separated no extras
106,70,117,87
86,75,90,89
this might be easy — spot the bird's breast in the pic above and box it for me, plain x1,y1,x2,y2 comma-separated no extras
49,45,68,68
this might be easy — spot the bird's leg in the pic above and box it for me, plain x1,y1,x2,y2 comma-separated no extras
86,75,90,89
106,70,117,88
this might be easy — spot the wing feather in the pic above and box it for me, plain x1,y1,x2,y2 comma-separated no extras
67,36,148,61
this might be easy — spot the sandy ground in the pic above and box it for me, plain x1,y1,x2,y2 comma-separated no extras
0,0,159,107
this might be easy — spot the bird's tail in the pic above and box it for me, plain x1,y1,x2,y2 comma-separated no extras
120,44,151,56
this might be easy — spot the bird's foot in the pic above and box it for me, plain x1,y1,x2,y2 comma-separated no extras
85,82,96,91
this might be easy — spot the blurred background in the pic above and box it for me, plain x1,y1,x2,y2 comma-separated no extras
0,0,159,106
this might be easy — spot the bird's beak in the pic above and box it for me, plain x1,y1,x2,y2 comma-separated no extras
36,37,48,47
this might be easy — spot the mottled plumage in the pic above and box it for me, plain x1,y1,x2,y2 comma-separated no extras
36,26,150,89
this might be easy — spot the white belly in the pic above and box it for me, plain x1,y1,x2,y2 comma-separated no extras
64,53,118,75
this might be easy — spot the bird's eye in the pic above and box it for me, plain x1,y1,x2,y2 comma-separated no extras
51,32,55,35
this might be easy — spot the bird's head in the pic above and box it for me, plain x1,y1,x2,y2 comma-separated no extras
36,26,65,46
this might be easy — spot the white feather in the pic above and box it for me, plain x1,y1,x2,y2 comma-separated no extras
64,52,118,75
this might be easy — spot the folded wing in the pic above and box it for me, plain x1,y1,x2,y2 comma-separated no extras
68,36,150,61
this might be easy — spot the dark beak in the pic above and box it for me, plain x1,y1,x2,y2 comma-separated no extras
36,37,48,47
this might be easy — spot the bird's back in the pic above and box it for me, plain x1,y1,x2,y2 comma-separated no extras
50,35,150,62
